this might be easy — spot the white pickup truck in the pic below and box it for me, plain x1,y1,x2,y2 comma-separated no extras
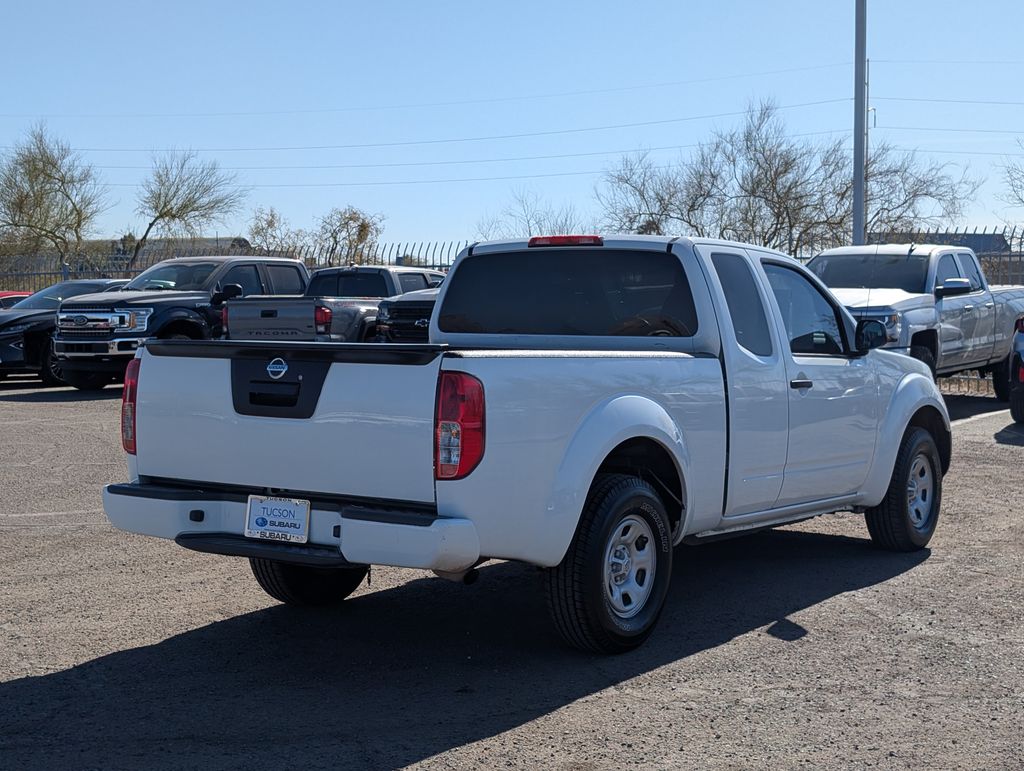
808,244,1024,398
105,235,951,653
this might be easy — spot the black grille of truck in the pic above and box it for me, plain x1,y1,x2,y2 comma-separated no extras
386,302,434,343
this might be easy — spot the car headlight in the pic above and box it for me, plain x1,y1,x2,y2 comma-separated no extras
871,311,901,343
0,322,38,336
377,303,391,323
120,308,153,332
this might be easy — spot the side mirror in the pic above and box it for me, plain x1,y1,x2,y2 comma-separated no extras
211,283,243,305
428,279,444,288
935,278,972,299
855,319,887,353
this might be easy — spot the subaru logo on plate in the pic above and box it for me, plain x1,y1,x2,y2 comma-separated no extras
266,358,288,380
414,318,430,328
255,516,268,528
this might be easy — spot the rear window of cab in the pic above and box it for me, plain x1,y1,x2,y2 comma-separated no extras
438,249,698,337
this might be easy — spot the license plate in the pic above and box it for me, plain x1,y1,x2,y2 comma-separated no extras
245,495,310,544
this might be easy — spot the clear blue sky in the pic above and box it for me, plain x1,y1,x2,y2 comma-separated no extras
2,0,1022,244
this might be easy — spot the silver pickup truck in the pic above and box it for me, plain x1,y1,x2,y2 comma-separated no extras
225,265,445,343
808,244,1024,399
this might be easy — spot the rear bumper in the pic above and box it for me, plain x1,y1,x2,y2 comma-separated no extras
103,482,481,572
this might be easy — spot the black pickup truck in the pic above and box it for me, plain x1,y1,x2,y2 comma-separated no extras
54,256,309,390
224,265,444,342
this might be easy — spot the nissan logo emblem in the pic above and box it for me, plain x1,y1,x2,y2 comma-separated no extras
266,358,288,380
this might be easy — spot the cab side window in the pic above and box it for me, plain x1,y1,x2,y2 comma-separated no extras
763,263,846,356
711,252,773,356
934,254,961,287
220,265,264,296
957,253,985,292
399,273,429,293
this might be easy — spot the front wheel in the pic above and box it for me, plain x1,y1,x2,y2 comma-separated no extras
249,559,368,606
1010,389,1024,424
865,427,942,551
909,345,936,378
39,342,66,386
545,474,673,654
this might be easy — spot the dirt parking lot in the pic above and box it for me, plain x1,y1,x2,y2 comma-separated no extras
0,375,1021,770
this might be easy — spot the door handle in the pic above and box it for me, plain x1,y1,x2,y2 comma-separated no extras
790,379,813,389
963,305,974,313
984,302,995,308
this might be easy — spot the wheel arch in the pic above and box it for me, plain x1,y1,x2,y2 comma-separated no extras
155,312,208,339
544,394,691,565
859,373,951,505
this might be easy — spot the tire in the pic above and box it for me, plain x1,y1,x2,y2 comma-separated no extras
39,342,66,387
991,355,1010,402
1011,389,1024,424
910,345,936,378
61,368,111,391
865,427,942,552
249,558,368,607
545,473,673,654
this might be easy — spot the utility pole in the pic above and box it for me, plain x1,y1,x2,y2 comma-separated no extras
852,0,868,245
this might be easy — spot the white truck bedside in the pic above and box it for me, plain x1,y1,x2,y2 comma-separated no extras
105,235,951,653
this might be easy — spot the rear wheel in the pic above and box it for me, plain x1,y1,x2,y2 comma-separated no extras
865,427,942,551
61,368,111,391
545,473,673,654
991,354,1010,402
249,559,368,606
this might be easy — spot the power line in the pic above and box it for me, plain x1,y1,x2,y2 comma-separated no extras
92,130,852,171
0,63,850,120
0,98,851,153
873,58,1024,65
875,96,1024,107
107,167,643,189
878,125,1023,135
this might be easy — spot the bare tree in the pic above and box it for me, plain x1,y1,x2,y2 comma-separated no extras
0,124,108,259
130,151,247,267
316,206,384,264
476,189,589,239
597,102,979,254
1000,140,1024,210
248,206,308,255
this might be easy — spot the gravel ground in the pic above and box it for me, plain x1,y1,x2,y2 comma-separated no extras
0,374,1021,770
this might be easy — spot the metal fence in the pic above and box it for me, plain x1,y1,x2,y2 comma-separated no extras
0,240,472,292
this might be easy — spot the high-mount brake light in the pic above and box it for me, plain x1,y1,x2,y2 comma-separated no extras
315,304,333,334
435,371,485,480
527,235,604,247
121,358,141,454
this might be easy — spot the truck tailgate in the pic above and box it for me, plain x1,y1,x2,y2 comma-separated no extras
133,341,443,503
226,296,316,341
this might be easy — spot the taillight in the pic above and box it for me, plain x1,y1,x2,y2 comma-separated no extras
121,358,141,455
315,304,333,334
435,372,485,480
528,235,604,247
220,305,229,338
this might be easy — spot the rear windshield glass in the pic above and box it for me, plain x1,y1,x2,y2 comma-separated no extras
807,253,930,294
310,271,390,297
439,248,698,337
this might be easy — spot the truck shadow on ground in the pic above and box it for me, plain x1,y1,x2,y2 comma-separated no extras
0,529,927,770
0,383,121,401
994,424,1024,446
942,393,1007,422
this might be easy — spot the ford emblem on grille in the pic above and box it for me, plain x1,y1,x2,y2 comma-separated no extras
266,358,288,380
414,318,430,328
71,315,89,326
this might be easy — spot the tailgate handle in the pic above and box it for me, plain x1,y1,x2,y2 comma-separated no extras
249,381,300,407
260,309,277,318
